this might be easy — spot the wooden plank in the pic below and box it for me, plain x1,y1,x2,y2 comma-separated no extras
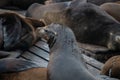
35,40,50,52
29,46,49,61
82,54,104,71
21,51,48,67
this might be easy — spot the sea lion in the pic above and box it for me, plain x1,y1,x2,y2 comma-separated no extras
87,0,119,5
0,58,47,80
100,3,120,22
38,23,97,80
45,0,72,4
101,55,120,79
0,0,46,10
26,0,86,18
0,68,47,80
45,0,120,5
0,12,45,51
26,2,72,18
27,2,120,51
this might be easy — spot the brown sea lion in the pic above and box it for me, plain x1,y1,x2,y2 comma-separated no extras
38,23,97,80
26,2,72,18
100,3,120,22
1,68,47,80
101,55,120,79
0,58,47,80
26,0,86,18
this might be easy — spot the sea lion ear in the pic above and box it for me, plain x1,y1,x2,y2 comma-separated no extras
0,58,38,73
25,17,45,28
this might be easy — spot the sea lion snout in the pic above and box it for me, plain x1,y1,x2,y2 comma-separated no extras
108,33,120,50
36,26,57,40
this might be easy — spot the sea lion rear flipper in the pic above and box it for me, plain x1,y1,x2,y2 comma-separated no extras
0,58,38,73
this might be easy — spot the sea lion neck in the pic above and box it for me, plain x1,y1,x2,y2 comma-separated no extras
47,24,97,80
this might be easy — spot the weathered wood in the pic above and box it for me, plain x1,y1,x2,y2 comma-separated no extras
20,40,49,67
83,54,104,70
24,40,104,72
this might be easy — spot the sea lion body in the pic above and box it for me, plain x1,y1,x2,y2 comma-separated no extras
0,0,45,10
0,12,45,51
26,2,72,18
87,0,119,5
0,67,47,80
27,2,120,50
38,23,97,80
100,3,120,22
101,55,120,79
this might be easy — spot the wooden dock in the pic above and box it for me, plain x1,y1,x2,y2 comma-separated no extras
19,39,120,80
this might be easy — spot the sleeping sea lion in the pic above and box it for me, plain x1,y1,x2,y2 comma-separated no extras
87,0,119,5
0,0,46,10
100,3,120,22
0,12,45,51
0,58,47,80
101,55,120,79
27,2,120,51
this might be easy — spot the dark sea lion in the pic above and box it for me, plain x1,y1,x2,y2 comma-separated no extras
30,2,120,51
87,0,119,5
38,23,97,80
45,0,119,5
0,0,46,10
115,1,120,4
101,55,120,79
26,0,86,18
0,12,45,51
100,3,120,22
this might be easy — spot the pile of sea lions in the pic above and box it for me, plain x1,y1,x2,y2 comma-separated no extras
0,0,120,80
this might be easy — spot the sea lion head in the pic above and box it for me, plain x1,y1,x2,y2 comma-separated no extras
107,32,120,51
36,24,57,48
36,23,76,49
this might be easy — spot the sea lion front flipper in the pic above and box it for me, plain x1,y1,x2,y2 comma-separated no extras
0,51,10,58
0,58,39,73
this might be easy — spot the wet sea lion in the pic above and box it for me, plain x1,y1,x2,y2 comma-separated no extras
101,55,120,79
100,3,120,22
0,12,45,51
38,23,97,80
